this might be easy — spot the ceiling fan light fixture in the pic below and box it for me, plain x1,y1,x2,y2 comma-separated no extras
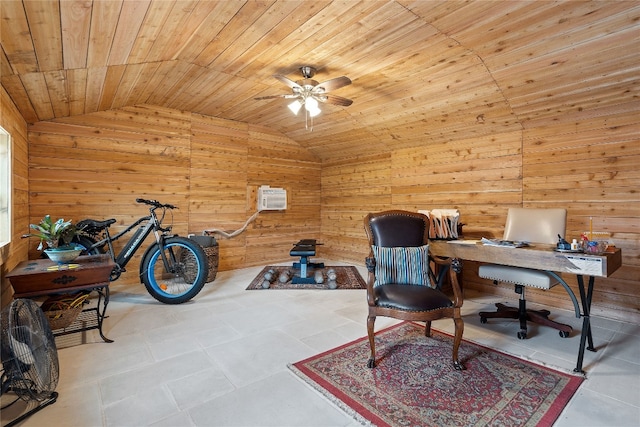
257,66,352,128
304,96,319,111
308,105,321,117
288,100,303,115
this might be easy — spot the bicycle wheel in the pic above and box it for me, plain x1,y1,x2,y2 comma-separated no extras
140,236,208,304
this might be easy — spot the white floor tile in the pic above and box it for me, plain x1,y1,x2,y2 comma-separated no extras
7,263,639,427
188,371,353,426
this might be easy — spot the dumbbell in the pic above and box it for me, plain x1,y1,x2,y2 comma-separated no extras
314,270,324,284
262,268,276,288
278,269,291,283
326,268,338,289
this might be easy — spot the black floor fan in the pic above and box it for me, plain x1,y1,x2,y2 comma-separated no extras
1,298,59,426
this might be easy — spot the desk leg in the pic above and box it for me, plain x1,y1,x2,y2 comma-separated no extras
575,274,596,374
96,286,114,343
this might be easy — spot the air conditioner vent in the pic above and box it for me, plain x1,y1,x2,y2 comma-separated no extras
258,186,287,211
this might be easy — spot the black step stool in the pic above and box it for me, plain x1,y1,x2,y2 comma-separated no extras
290,239,324,284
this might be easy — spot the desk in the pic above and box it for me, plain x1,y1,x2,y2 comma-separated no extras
429,240,622,373
6,255,115,343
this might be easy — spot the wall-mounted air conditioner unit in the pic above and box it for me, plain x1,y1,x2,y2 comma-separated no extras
257,185,287,211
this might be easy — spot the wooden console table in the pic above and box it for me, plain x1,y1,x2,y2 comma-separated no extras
429,240,622,374
6,255,116,343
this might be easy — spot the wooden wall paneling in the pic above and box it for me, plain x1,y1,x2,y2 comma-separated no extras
301,4,428,77
125,63,162,106
20,73,55,121
0,75,39,124
142,1,208,63
146,62,204,108
439,2,628,62
48,105,193,137
67,68,88,117
192,1,273,68
321,153,392,263
174,1,243,65
208,1,302,73
98,65,127,111
3,1,638,322
111,63,148,109
171,69,234,114
0,0,38,74
509,70,639,121
44,70,70,118
245,124,321,266
164,65,213,110
108,0,151,66
518,105,640,322
126,1,173,64
27,107,192,286
86,0,122,68
223,1,332,78
60,0,91,69
126,61,176,108
1,86,29,307
22,0,62,72
391,132,523,211
190,114,249,271
84,66,107,114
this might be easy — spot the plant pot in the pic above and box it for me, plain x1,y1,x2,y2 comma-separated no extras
44,246,83,264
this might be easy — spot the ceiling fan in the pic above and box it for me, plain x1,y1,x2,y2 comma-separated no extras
255,66,352,129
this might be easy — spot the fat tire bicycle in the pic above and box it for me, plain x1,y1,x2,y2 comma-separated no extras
73,198,208,304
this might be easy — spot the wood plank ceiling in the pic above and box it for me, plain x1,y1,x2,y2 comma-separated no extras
1,0,638,162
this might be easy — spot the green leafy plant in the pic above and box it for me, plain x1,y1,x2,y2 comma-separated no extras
23,215,80,250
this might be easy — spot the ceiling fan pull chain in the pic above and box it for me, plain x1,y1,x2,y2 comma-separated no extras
304,110,313,131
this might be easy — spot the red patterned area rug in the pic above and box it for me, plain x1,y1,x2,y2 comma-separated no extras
290,322,584,427
246,266,366,290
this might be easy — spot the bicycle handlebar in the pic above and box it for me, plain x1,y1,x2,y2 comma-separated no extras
136,198,177,210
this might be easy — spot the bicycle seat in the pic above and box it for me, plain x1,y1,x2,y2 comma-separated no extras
77,218,116,234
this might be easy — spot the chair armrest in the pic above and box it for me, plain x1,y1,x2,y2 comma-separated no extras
431,256,464,308
365,256,376,306
365,256,376,273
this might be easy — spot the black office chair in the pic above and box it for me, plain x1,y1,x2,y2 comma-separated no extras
364,210,465,370
478,208,572,339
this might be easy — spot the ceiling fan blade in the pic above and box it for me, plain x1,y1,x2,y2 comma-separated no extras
274,75,302,89
317,94,353,107
315,76,351,93
254,94,298,100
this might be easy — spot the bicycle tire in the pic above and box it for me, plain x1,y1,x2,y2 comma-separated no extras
140,236,208,304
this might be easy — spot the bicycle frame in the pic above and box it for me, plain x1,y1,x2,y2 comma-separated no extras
76,198,208,304
86,213,168,271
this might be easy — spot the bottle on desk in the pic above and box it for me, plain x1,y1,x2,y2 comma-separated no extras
571,239,580,250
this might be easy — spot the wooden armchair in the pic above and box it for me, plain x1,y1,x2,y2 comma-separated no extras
364,210,465,370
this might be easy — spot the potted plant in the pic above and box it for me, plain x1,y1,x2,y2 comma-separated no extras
23,215,83,263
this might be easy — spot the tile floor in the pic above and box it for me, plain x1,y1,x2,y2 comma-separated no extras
2,261,639,427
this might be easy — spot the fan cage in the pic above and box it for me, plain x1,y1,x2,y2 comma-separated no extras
1,299,59,402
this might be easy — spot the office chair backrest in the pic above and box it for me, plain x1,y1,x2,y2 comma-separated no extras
503,208,566,244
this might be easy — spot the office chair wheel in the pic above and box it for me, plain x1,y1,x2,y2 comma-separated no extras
480,317,487,324
559,331,570,338
517,331,527,339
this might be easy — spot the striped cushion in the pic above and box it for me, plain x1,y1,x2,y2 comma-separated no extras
372,245,431,287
